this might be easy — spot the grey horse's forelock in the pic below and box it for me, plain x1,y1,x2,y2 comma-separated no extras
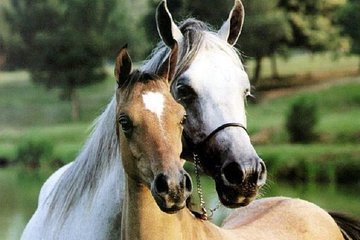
141,18,243,82
141,18,209,80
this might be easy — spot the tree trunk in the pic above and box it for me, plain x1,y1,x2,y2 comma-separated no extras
271,54,280,80
70,88,80,121
252,56,263,86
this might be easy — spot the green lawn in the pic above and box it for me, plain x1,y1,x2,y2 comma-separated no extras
247,78,360,143
245,52,359,79
0,71,116,163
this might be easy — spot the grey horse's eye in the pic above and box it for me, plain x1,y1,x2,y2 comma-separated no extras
176,84,196,104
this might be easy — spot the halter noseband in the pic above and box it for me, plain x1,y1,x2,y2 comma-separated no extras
183,122,248,154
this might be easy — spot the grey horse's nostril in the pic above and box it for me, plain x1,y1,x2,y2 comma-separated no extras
222,162,244,185
257,160,267,186
154,173,169,194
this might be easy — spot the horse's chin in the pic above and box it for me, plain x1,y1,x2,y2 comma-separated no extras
219,195,252,208
158,204,185,214
151,190,187,214
215,181,257,208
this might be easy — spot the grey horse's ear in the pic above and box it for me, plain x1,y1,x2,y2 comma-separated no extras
156,0,184,47
217,0,245,45
114,44,132,88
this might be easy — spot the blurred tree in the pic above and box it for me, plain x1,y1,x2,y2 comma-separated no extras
142,0,233,51
1,0,143,120
142,0,293,84
338,0,360,72
1,0,63,69
183,0,232,28
240,0,292,84
286,97,318,143
278,0,346,51
142,0,185,50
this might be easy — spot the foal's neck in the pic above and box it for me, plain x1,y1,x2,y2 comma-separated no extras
121,176,225,240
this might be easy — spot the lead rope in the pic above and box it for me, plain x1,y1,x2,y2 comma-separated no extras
193,153,221,220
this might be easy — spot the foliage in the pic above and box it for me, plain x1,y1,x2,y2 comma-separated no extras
142,0,293,83
142,0,233,49
0,0,63,69
337,0,360,70
278,0,346,51
286,97,318,143
240,0,292,82
0,0,148,120
16,137,54,169
257,144,360,184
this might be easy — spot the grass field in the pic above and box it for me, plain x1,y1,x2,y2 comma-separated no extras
245,51,359,80
247,78,360,142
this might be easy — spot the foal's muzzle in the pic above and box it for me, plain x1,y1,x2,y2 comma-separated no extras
151,170,193,213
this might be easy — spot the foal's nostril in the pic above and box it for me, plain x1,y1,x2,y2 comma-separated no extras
257,160,267,186
154,173,169,194
222,162,244,185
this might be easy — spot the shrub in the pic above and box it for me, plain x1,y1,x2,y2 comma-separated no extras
16,137,54,169
286,97,318,143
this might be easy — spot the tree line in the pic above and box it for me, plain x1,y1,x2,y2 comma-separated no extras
0,0,359,120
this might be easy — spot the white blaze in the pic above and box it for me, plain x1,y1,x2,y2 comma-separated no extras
142,92,165,120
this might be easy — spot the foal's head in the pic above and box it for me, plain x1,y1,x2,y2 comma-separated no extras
114,44,192,213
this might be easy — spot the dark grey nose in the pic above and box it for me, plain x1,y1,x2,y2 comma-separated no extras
222,158,267,186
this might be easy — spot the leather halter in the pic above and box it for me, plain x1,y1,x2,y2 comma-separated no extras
183,123,248,155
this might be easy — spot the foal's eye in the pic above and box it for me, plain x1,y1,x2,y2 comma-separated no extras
180,114,187,125
119,114,133,137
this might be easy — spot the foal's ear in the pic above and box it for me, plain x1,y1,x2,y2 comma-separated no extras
157,41,178,83
114,44,132,88
217,0,245,45
156,0,184,47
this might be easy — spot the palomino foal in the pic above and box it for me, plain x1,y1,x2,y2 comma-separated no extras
114,42,192,223
115,46,345,240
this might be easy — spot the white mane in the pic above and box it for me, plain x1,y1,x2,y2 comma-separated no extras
46,96,122,221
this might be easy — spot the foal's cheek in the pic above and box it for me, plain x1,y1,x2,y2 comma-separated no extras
137,160,153,185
